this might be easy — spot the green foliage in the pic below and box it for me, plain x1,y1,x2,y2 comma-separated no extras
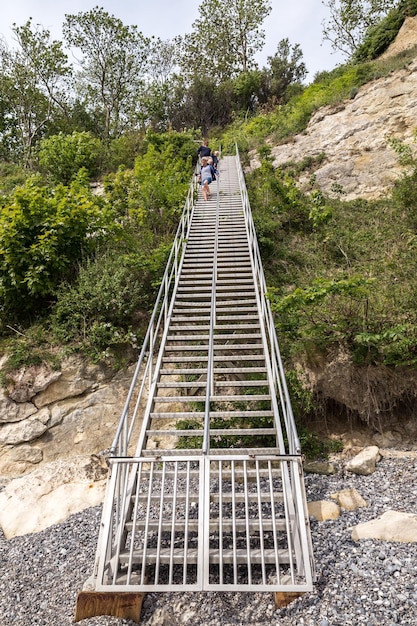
46,133,194,358
50,244,167,361
63,7,151,139
143,129,198,166
132,143,191,234
180,0,272,81
102,132,144,171
297,424,344,460
285,369,317,419
0,162,28,194
308,190,334,229
1,19,72,165
353,324,417,366
0,170,117,323
390,132,417,225
354,8,404,61
270,275,375,356
0,325,61,385
322,0,397,59
264,38,307,103
38,131,102,183
354,0,417,62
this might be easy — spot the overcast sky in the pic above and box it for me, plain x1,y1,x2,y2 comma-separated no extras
0,0,345,80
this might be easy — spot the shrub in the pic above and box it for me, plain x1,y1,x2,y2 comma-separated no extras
38,131,102,184
0,170,117,324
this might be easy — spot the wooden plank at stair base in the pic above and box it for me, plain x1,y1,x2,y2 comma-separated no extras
274,591,305,608
74,591,145,623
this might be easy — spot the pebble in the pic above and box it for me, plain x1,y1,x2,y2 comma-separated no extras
0,456,416,625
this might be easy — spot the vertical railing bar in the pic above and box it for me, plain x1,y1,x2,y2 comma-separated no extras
268,460,281,584
140,460,154,585
112,460,132,585
200,458,208,589
155,461,167,585
183,461,191,584
281,461,296,583
169,461,179,585
126,461,142,584
218,460,224,586
243,459,252,585
290,460,315,582
231,460,237,584
255,459,266,585
94,463,121,586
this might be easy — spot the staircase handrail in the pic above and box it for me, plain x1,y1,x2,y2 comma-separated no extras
235,144,301,455
110,169,197,457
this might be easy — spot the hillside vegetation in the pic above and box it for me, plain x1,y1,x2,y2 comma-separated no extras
1,1,417,438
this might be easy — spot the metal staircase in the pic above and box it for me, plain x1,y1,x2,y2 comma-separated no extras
75,151,315,622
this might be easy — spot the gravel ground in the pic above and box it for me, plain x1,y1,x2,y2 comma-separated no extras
0,454,416,626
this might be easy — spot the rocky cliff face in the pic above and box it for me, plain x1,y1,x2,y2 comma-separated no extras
250,16,417,202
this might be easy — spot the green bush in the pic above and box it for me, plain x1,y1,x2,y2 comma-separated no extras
354,0,417,63
354,10,405,62
0,162,28,194
0,170,117,324
38,131,102,184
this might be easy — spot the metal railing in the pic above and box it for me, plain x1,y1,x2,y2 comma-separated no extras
235,144,301,455
109,173,197,458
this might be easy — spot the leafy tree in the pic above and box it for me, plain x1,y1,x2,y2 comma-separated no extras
354,0,417,61
180,0,272,82
147,38,179,87
263,39,307,103
0,19,72,165
38,131,102,183
63,7,151,140
0,170,117,322
232,70,263,112
322,0,396,58
104,133,193,235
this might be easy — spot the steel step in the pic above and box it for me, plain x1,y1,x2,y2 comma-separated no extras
149,411,273,419
125,518,287,533
152,395,271,403
119,548,292,566
139,448,282,457
146,428,276,437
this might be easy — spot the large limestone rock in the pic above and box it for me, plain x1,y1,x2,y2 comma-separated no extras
0,388,37,423
307,500,340,521
330,487,368,511
0,454,108,539
0,409,49,445
346,445,381,475
352,510,417,542
0,358,140,478
303,460,338,475
7,366,62,403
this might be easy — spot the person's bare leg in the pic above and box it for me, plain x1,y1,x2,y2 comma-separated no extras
204,181,211,198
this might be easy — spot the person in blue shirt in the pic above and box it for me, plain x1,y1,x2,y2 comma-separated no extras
200,156,216,200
